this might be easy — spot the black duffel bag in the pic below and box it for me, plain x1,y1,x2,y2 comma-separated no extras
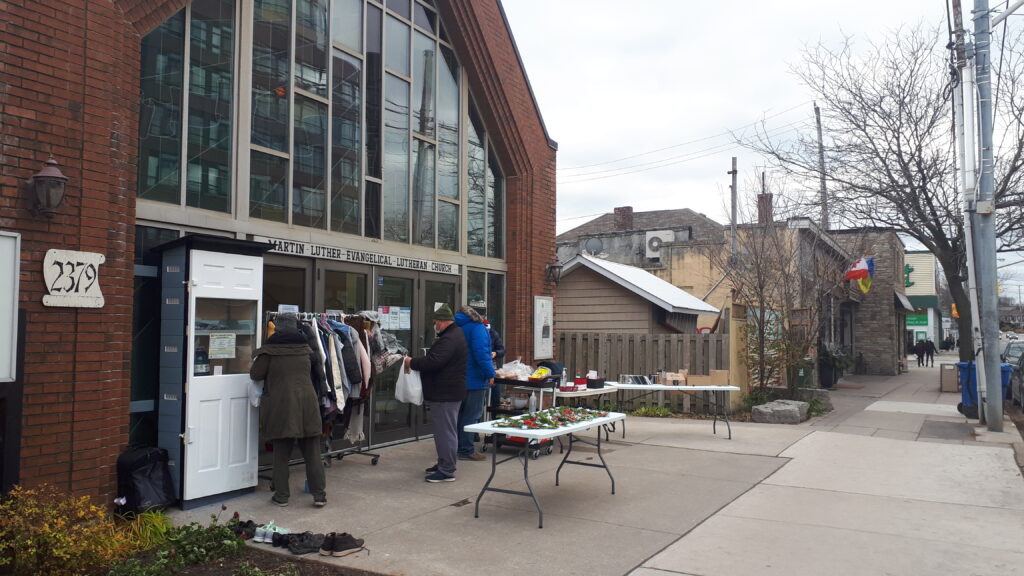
116,446,176,514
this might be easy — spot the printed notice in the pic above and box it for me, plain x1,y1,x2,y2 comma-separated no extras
377,306,391,330
208,332,237,359
399,308,411,330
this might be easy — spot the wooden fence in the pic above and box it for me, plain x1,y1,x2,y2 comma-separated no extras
554,332,732,413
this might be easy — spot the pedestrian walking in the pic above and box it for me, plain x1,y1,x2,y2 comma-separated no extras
924,339,936,367
914,340,926,367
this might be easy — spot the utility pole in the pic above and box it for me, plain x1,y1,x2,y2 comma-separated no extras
814,102,828,230
952,0,989,423
974,0,1004,431
729,157,737,260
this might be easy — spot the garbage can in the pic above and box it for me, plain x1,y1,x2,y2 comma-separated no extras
939,363,959,392
954,361,1011,409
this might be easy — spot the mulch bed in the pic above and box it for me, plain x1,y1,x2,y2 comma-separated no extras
176,546,386,576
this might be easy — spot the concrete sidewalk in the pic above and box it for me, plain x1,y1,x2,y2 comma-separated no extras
171,350,1024,576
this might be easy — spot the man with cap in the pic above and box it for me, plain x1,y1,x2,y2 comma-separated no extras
404,303,467,482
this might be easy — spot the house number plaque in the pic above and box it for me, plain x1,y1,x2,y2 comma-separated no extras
42,249,105,308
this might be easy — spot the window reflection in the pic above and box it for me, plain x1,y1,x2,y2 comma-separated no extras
186,0,235,213
412,138,435,247
293,97,327,228
252,0,290,152
139,12,185,204
331,50,362,235
412,31,435,137
436,46,459,200
438,200,458,251
487,154,503,258
331,0,362,52
383,74,409,243
295,0,328,97
250,151,289,222
365,5,383,179
466,107,486,256
385,15,409,76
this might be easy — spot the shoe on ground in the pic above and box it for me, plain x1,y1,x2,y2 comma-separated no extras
425,471,455,483
424,464,438,475
271,497,289,507
331,533,366,557
253,525,268,543
458,452,486,461
271,531,292,548
287,531,325,555
319,532,337,556
313,497,326,508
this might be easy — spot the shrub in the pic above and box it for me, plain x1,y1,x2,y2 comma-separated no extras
0,484,135,575
630,404,674,417
106,509,245,576
116,509,172,550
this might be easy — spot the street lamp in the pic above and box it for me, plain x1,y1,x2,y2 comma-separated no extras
25,156,69,218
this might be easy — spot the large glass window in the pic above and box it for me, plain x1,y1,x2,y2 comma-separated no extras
250,151,289,222
412,31,435,137
323,270,366,313
466,107,486,256
385,15,409,76
251,0,290,152
138,13,185,204
437,201,458,251
436,45,458,200
293,96,327,227
487,154,503,258
365,4,383,179
186,0,235,213
331,50,362,234
295,0,328,97
383,74,410,242
467,270,504,336
263,264,307,313
412,138,435,246
331,0,362,52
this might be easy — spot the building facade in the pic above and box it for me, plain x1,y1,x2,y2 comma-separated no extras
1,0,556,503
904,251,943,344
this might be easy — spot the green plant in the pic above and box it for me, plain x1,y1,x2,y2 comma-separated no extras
107,509,245,575
630,404,674,417
742,387,776,411
233,562,301,576
0,484,135,575
806,396,828,417
117,509,172,550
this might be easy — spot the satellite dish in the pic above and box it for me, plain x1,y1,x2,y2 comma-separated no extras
584,237,603,255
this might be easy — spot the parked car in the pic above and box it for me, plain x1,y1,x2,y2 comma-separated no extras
1003,341,1024,406
1009,333,1019,341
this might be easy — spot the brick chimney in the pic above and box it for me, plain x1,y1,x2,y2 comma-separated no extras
613,206,634,231
757,194,774,224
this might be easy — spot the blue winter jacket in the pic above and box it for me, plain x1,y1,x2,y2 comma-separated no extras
455,312,496,390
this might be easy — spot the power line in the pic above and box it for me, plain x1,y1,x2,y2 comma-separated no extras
557,100,813,172
557,123,808,185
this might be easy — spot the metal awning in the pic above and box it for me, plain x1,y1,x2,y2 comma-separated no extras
894,292,915,312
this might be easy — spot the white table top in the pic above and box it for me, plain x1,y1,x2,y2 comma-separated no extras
465,411,626,440
510,384,618,398
611,383,740,391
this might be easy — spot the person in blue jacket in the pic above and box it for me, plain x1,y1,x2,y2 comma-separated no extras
455,306,495,460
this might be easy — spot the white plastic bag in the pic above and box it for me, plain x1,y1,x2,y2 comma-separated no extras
248,380,264,407
395,369,423,405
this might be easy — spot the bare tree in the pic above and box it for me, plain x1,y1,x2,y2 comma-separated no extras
747,25,1024,360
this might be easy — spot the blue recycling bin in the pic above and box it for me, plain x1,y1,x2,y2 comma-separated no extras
955,362,1012,408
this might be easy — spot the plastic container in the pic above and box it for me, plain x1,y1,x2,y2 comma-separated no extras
955,361,1012,408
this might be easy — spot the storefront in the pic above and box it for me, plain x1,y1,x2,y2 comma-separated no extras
4,0,555,504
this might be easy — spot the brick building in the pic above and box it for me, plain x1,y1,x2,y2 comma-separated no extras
1,0,556,505
833,229,911,375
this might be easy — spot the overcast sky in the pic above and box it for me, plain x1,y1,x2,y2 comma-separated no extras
501,0,952,236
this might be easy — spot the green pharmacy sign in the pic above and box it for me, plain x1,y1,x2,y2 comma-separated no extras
907,314,928,326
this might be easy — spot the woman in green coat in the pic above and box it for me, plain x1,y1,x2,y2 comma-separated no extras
250,314,326,507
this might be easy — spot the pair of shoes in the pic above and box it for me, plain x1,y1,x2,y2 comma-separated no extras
458,453,487,461
313,497,326,508
425,471,455,483
424,464,438,475
271,497,289,507
319,532,366,557
231,519,257,540
287,531,325,555
254,522,289,544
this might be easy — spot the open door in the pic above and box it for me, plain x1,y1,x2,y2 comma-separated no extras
183,250,262,502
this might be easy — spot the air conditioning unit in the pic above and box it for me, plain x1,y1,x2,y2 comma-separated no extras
644,230,675,258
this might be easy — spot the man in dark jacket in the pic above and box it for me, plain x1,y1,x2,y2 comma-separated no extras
405,304,467,482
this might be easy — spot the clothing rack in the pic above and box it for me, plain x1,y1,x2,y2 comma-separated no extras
259,310,381,477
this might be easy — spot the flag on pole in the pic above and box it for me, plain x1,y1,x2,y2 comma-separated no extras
844,257,875,293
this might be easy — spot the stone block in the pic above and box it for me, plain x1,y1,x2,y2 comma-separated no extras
797,388,833,411
751,399,810,424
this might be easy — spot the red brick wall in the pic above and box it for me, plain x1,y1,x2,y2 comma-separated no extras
0,0,555,502
439,0,558,365
0,0,185,502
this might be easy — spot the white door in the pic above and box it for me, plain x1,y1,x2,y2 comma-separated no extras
183,249,263,501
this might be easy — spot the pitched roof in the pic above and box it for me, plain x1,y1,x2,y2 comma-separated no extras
562,253,719,315
557,208,723,243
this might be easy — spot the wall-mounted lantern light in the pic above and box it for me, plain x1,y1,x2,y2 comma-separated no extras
544,261,564,285
25,156,68,218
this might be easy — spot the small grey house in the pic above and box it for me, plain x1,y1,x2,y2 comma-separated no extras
556,254,719,334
